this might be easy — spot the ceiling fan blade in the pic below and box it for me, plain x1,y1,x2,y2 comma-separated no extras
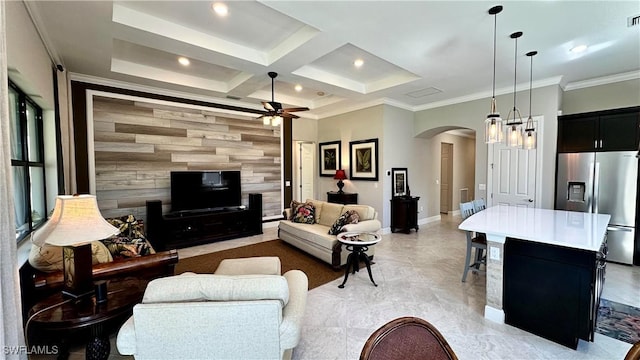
281,113,300,119
282,107,309,113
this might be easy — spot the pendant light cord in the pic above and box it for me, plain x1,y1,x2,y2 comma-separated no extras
512,36,518,111
528,55,533,115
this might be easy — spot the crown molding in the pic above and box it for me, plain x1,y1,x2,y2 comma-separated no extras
414,76,564,112
23,1,63,67
69,72,265,112
563,70,640,91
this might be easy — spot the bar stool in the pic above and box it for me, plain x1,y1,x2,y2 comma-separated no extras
459,201,486,282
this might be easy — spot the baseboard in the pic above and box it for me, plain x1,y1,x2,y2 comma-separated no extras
418,214,441,225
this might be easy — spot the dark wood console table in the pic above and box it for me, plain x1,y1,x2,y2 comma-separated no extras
327,191,358,204
390,196,420,233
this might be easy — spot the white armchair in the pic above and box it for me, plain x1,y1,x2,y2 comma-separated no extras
116,257,308,360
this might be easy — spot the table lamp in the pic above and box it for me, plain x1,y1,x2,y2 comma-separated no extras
334,169,348,194
32,194,119,299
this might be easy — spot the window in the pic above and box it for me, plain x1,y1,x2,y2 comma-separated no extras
10,81,47,241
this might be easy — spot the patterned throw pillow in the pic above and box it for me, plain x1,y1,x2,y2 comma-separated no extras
328,210,360,235
291,202,316,224
289,200,304,220
103,215,155,259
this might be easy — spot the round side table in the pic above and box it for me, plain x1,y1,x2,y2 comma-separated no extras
336,232,381,288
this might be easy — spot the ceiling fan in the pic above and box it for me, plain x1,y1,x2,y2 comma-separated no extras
261,72,309,120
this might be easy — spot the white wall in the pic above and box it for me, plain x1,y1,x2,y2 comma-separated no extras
562,79,640,115
6,1,54,109
317,105,385,224
381,105,420,227
414,84,561,210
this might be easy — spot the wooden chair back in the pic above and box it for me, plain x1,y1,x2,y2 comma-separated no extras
360,317,458,360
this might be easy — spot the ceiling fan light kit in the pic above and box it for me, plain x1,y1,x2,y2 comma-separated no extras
259,72,309,127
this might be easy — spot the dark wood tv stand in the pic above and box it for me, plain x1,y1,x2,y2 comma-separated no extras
145,194,262,251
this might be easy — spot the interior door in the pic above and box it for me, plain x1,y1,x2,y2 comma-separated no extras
490,141,537,207
300,142,314,201
292,141,314,202
440,142,453,213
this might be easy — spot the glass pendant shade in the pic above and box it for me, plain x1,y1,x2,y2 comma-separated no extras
263,116,271,125
523,120,537,150
485,112,504,143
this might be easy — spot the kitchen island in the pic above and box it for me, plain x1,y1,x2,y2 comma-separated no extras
459,205,610,349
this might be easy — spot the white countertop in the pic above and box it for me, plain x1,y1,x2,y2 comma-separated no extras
459,205,610,252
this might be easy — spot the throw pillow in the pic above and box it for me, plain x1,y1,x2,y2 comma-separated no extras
103,215,155,259
328,210,360,235
28,241,113,273
291,202,315,224
289,200,305,220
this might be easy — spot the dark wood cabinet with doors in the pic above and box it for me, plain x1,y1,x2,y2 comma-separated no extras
390,196,420,233
557,107,640,153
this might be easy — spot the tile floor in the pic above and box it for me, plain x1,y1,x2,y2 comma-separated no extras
56,215,639,359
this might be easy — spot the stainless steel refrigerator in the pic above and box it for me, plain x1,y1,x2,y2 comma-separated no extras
556,151,638,264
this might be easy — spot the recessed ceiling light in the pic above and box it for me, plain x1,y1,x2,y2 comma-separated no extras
570,44,588,53
212,2,228,16
178,57,190,66
354,59,364,68
294,84,303,92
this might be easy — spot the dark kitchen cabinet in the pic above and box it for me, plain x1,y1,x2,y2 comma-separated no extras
504,238,606,349
557,107,640,153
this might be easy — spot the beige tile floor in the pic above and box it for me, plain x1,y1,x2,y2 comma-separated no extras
44,215,639,359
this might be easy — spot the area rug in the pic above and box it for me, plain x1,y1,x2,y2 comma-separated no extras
596,298,640,344
175,239,348,290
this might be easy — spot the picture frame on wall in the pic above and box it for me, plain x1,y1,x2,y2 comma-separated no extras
319,141,341,177
349,138,379,181
391,168,408,197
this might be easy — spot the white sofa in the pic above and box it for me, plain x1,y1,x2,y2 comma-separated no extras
116,257,308,360
278,199,382,269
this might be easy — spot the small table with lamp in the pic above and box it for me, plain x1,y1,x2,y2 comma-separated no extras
26,278,146,360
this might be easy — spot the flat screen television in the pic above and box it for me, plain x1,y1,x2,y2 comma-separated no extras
170,171,242,213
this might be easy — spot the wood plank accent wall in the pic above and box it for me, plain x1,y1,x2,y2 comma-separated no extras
92,96,282,219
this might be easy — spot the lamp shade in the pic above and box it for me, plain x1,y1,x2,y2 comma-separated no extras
32,194,119,247
334,169,347,180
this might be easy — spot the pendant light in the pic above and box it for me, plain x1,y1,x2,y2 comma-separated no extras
505,31,524,148
484,5,504,144
523,51,538,150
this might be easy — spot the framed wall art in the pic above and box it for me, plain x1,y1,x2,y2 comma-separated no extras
349,138,378,181
319,141,341,177
391,168,408,197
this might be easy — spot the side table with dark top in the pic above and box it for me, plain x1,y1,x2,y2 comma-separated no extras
27,278,146,360
390,196,420,233
327,191,358,204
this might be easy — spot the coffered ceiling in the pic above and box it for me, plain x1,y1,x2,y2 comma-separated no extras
26,1,640,119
